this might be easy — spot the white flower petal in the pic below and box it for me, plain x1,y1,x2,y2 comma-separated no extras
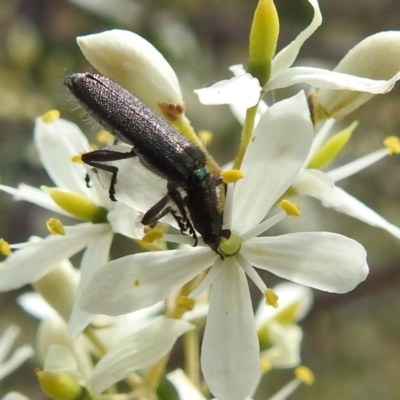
331,187,400,239
292,169,344,207
0,183,68,215
0,224,109,291
38,317,92,378
194,74,261,108
317,31,400,118
2,392,31,400
68,229,114,337
271,0,322,73
267,66,400,92
77,30,183,113
232,92,314,233
167,369,206,400
79,247,216,316
90,317,193,394
17,292,58,320
0,325,20,362
107,202,144,239
201,259,259,400
242,233,368,293
34,117,93,198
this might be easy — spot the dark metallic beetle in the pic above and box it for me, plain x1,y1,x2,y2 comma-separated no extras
64,73,228,254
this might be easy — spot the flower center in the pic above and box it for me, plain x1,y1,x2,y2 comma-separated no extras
218,231,242,257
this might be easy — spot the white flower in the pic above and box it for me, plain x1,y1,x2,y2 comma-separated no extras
256,282,313,369
292,120,400,239
0,113,146,334
196,0,400,109
32,303,192,397
78,92,368,400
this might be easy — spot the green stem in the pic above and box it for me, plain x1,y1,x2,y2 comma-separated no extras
184,328,200,387
233,104,259,170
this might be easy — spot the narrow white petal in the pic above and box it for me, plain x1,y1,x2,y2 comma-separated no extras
167,369,206,400
232,92,314,233
194,74,261,108
271,0,322,73
1,392,31,400
34,117,92,198
0,345,34,381
0,184,68,215
90,317,193,394
331,187,400,239
0,326,20,362
201,259,259,400
292,169,344,207
242,233,368,293
79,247,216,315
68,230,114,337
267,66,400,92
328,148,388,182
0,224,109,291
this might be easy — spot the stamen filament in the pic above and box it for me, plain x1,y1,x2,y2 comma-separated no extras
241,210,286,242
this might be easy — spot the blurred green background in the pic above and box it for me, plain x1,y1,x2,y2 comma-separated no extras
0,0,400,398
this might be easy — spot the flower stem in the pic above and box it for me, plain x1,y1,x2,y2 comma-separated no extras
233,104,259,170
184,328,200,387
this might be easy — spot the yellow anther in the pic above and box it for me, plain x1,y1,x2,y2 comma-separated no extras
46,218,65,236
70,154,83,164
133,279,140,287
259,357,272,373
0,239,12,256
221,169,245,184
295,366,314,385
198,130,213,147
141,227,164,243
384,136,400,155
265,288,279,308
41,110,60,124
97,130,114,144
280,199,300,217
177,295,196,311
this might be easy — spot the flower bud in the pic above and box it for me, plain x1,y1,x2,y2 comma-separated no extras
247,0,280,86
77,30,184,118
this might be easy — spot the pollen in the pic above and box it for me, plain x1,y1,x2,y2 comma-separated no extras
97,130,114,144
260,358,272,373
41,109,60,123
133,279,140,287
142,227,164,243
221,169,245,184
384,136,400,155
70,154,83,163
265,288,279,308
295,366,314,385
0,239,12,256
177,295,196,311
199,130,213,147
46,218,65,236
280,199,300,217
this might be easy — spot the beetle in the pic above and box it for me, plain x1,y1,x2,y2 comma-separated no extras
64,73,228,254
